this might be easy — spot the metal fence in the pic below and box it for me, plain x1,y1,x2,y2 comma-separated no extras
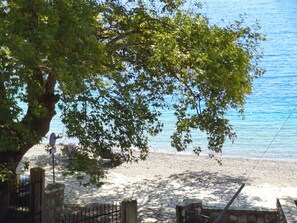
63,203,122,223
0,176,42,223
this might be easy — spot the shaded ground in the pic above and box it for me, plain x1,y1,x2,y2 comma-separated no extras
22,145,297,222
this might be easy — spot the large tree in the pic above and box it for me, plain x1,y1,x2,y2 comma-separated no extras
0,0,264,185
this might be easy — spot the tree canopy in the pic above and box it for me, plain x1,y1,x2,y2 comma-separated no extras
0,0,264,185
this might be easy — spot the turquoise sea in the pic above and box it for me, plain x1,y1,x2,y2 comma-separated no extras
48,0,297,161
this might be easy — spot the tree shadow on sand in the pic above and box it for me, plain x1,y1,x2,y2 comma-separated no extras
22,151,262,222
23,152,265,222
64,170,263,222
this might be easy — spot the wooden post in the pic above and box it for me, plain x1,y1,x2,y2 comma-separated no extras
121,199,137,223
30,167,45,223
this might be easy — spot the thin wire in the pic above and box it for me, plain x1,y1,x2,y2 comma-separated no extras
245,103,297,182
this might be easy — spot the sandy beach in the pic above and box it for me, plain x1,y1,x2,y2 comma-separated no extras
21,144,297,222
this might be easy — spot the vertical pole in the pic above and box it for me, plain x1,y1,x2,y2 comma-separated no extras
49,132,56,184
52,153,55,183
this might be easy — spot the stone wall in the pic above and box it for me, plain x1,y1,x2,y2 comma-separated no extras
202,208,277,223
277,197,297,223
43,183,65,223
176,199,277,223
277,199,287,223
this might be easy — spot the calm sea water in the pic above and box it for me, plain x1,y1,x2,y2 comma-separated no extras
49,0,297,161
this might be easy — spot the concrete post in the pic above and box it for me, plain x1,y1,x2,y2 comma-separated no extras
121,199,137,223
43,183,65,223
176,199,203,223
30,167,45,223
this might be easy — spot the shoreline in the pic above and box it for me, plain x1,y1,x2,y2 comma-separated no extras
42,136,297,163
147,148,297,164
22,144,297,222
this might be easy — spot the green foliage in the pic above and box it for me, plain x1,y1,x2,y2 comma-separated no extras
0,163,14,182
0,0,264,186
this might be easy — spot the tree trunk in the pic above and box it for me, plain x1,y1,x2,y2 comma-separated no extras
0,3,60,172
0,74,59,172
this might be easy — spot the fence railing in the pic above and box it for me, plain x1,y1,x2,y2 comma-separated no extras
0,176,30,209
0,167,44,223
1,168,137,223
63,203,122,223
0,176,33,222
